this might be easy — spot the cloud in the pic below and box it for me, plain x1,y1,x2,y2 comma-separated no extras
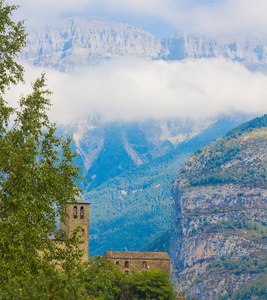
5,58,267,125
8,0,267,37
185,0,267,37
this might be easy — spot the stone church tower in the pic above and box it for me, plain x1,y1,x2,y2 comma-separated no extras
60,195,90,262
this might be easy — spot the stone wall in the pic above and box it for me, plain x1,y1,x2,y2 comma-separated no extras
103,250,171,274
61,202,90,263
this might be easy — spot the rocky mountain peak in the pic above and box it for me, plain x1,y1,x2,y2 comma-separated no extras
22,16,164,71
21,16,267,73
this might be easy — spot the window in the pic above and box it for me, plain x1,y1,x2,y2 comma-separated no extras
125,271,129,275
73,206,77,219
82,229,85,233
116,261,119,266
142,261,147,269
125,261,129,268
80,206,84,219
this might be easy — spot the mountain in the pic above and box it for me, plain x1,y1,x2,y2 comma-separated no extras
69,117,223,191
19,16,265,259
21,17,267,72
22,17,165,72
163,34,267,72
83,115,250,256
170,115,267,299
139,230,171,253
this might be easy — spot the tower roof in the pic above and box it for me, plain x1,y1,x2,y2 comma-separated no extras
74,195,91,205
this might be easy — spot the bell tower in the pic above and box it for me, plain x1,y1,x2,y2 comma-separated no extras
61,195,90,262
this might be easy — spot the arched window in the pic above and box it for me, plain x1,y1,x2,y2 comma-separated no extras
142,261,147,269
80,206,84,219
73,206,77,219
125,261,129,268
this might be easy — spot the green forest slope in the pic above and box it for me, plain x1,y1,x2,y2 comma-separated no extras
84,117,249,256
171,114,267,299
181,114,267,188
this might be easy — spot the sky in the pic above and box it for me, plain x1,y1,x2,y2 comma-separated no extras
6,0,267,124
9,0,267,38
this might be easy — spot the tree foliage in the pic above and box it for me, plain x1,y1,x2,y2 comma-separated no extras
129,268,176,300
0,0,26,93
82,256,176,300
0,266,87,300
83,256,128,299
182,114,267,189
0,256,176,299
0,0,84,284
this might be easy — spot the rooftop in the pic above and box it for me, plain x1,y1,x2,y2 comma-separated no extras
104,250,170,260
74,195,91,205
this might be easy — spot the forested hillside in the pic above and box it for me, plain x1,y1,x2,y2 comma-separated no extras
171,114,267,300
84,116,249,256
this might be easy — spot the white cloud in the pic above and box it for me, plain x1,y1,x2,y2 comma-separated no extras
8,0,267,37
186,0,267,37
5,58,267,125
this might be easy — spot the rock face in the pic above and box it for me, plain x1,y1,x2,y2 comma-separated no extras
22,17,165,71
164,34,267,72
170,115,267,299
21,17,267,72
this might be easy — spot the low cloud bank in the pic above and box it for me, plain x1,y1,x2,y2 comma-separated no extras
5,57,267,125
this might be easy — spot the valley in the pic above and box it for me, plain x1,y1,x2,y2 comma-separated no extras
17,15,267,298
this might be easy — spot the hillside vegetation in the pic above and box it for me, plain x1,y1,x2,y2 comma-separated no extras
85,117,247,256
170,114,267,299
140,230,171,253
181,115,267,188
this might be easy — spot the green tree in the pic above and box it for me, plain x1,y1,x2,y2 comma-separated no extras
0,0,84,284
0,0,26,93
0,256,177,299
82,256,176,300
130,268,176,300
83,256,129,299
0,266,87,300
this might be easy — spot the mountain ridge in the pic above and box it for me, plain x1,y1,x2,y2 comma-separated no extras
21,16,267,72
83,115,251,256
170,114,267,299
23,16,164,71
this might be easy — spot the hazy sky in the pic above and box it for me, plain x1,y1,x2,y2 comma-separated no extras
9,0,267,38
6,0,267,124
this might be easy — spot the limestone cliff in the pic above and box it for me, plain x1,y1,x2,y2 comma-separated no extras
22,17,164,72
170,115,267,299
21,17,267,73
164,34,267,73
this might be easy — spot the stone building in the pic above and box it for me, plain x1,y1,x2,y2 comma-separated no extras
56,195,90,263
176,293,187,300
103,250,171,274
50,195,171,274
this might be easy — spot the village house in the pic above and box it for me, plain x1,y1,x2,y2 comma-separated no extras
103,249,171,274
